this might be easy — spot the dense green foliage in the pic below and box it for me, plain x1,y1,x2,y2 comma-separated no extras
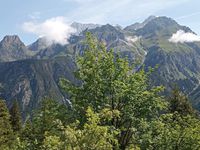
10,100,22,133
0,33,200,149
0,100,15,149
168,87,195,116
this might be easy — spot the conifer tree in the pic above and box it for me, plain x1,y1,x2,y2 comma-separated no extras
22,99,69,149
19,119,36,150
10,100,22,133
0,99,15,149
168,87,195,116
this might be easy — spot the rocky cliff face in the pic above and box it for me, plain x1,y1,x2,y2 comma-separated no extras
0,56,76,117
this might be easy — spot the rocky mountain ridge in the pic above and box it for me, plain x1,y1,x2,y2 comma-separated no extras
1,16,200,113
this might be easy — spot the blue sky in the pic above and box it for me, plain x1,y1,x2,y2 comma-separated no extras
0,0,200,45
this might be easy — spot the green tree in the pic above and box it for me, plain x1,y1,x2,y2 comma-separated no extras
134,87,200,150
19,119,37,150
60,32,167,149
43,107,118,150
43,134,63,150
10,100,22,133
0,99,15,149
22,99,69,149
168,87,195,116
142,113,200,150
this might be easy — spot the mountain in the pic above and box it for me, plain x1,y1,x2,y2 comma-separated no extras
0,56,77,117
136,16,192,39
1,16,200,114
124,15,156,31
71,22,101,34
33,43,67,59
28,38,50,52
0,35,33,62
73,24,146,64
136,17,200,110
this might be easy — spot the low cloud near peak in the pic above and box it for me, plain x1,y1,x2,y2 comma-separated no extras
22,17,76,45
169,30,200,43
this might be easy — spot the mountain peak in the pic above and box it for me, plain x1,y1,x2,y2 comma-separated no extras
147,16,177,25
0,35,32,62
143,15,157,24
28,38,50,51
135,16,182,38
71,22,101,34
99,24,119,31
1,35,24,46
124,15,157,31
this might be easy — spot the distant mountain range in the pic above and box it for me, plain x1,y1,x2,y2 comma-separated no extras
1,16,200,115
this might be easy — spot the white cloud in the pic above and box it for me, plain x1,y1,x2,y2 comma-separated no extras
126,36,141,43
169,30,200,43
22,17,76,45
